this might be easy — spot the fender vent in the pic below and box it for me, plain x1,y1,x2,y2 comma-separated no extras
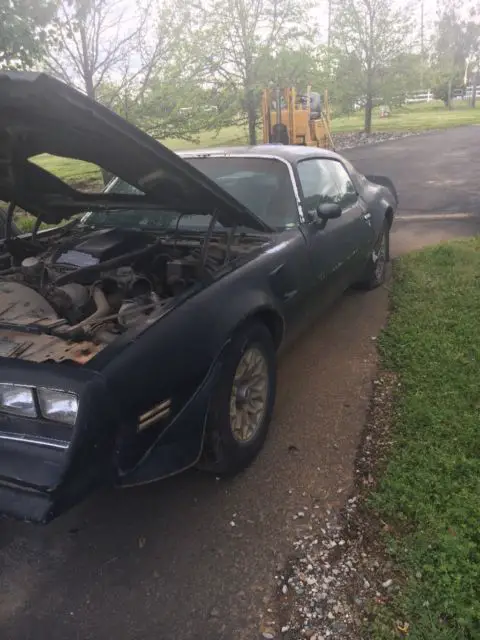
138,399,172,432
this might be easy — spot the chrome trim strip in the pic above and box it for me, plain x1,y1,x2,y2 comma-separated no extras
139,399,171,421
0,432,69,450
179,152,306,223
138,399,172,431
138,410,171,431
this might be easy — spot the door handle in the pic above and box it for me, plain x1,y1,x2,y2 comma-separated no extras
362,212,372,221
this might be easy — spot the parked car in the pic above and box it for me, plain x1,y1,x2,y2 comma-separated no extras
0,72,398,523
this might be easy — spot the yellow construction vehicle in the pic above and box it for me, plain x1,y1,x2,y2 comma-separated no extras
261,86,335,150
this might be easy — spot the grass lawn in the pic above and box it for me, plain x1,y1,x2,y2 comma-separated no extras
27,99,480,195
332,99,480,133
31,124,249,193
371,238,480,639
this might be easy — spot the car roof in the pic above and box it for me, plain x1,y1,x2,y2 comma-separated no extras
178,144,344,164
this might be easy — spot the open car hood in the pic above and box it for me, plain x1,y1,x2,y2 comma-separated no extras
0,72,271,232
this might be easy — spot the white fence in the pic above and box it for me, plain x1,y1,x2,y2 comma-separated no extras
406,86,478,104
405,90,434,104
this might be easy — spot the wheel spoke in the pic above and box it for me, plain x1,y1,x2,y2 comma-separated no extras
229,346,269,443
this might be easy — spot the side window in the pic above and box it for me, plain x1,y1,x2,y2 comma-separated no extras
339,158,366,192
297,159,340,213
326,161,358,208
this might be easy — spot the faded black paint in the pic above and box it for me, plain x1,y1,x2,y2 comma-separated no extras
0,83,397,523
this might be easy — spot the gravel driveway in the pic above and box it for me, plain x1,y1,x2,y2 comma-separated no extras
1,127,479,640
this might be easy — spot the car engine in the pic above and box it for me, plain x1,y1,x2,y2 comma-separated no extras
0,225,260,364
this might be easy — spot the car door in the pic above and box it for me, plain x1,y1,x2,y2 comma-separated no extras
252,164,319,343
296,157,374,307
325,158,376,281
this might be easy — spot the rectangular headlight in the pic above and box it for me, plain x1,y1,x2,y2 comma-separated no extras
0,383,36,418
37,388,79,426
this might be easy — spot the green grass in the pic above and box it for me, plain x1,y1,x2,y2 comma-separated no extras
370,238,480,639
27,100,480,197
30,124,250,193
14,125,250,232
332,99,480,133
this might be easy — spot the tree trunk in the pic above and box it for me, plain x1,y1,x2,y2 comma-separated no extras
472,71,477,109
364,97,373,134
364,68,373,134
246,91,257,145
446,77,453,110
78,24,113,186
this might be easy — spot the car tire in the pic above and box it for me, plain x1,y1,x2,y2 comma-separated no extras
198,322,277,476
356,221,390,290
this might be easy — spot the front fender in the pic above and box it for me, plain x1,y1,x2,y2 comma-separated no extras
99,269,284,405
94,266,284,468
366,174,398,206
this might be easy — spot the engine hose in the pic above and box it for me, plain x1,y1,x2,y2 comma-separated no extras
74,286,111,329
57,286,111,337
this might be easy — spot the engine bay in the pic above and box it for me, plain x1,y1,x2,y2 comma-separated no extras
0,223,264,364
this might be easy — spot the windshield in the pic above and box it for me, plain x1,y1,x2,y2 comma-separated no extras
83,156,298,232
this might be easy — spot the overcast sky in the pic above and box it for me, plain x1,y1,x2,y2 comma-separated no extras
312,0,441,45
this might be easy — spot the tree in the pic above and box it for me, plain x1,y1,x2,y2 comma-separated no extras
43,0,150,102
432,3,471,109
0,0,56,69
259,47,323,91
43,0,215,181
197,0,315,145
331,0,413,133
44,0,216,126
113,0,228,141
463,6,480,107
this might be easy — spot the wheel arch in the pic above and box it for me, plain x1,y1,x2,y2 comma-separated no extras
250,307,285,350
225,306,285,353
385,206,394,229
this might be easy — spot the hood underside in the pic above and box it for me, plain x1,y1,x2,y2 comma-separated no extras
0,72,271,232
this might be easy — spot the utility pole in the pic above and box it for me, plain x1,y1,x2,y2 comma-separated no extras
420,0,425,88
327,0,332,49
327,0,333,79
421,0,424,56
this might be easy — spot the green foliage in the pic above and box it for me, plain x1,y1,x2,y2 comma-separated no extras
369,238,480,638
330,0,415,132
0,0,56,69
194,0,316,143
431,2,480,107
44,0,146,99
432,75,464,105
30,100,480,192
258,47,322,91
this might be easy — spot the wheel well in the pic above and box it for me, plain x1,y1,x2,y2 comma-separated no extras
385,207,394,229
240,308,284,350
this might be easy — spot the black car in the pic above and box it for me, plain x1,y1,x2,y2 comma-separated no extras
0,73,398,523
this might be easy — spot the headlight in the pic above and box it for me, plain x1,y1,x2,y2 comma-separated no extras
37,388,79,426
0,383,79,426
0,383,36,418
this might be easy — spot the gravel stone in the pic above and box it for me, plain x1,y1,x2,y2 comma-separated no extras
333,130,429,152
263,372,399,640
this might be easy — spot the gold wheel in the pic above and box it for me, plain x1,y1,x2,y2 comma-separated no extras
229,346,269,443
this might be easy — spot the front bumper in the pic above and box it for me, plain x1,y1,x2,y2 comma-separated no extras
0,479,55,523
0,358,116,523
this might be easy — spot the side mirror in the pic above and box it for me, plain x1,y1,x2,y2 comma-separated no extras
316,202,342,221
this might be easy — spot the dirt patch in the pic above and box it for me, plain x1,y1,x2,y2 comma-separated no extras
261,371,403,640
